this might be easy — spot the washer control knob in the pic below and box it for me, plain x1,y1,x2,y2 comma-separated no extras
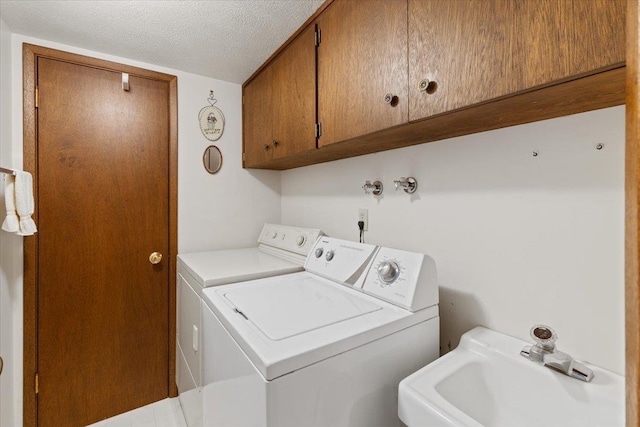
296,235,306,246
377,261,400,284
315,248,324,258
271,231,278,239
325,250,335,261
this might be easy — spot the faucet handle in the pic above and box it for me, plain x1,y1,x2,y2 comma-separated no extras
530,324,557,351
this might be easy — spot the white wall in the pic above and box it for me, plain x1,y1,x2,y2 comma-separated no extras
0,17,17,427
4,34,281,426
282,106,625,374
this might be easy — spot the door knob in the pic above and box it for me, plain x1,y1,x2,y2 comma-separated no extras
149,252,163,265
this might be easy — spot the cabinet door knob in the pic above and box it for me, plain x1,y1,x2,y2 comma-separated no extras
272,140,279,147
384,93,394,104
418,79,437,94
263,144,270,151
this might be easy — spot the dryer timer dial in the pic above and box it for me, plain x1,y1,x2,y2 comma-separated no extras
377,261,400,284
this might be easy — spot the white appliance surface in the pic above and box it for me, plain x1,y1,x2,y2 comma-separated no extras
176,223,323,427
202,300,440,427
204,273,438,380
222,275,383,340
178,248,302,289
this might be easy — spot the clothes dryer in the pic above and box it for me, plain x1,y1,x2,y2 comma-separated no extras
177,223,322,427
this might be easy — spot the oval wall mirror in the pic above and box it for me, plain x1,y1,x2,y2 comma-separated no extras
203,145,222,174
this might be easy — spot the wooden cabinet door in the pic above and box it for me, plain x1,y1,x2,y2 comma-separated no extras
509,0,572,92
570,0,625,75
243,67,273,167
409,0,512,121
317,0,408,147
271,25,317,159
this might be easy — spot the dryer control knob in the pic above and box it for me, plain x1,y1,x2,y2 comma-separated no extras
296,235,306,246
315,248,324,258
377,261,400,284
325,250,335,261
271,231,278,239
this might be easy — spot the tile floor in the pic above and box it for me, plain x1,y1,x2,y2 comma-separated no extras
87,398,187,427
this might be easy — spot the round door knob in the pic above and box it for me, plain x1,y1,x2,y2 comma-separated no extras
149,252,163,265
418,79,437,94
377,261,400,284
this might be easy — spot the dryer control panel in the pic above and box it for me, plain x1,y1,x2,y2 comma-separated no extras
258,223,323,257
361,248,438,312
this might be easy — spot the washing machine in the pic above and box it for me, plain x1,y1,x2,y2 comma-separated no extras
177,223,323,427
201,236,440,427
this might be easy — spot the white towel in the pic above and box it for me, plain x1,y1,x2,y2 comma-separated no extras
14,171,37,236
1,174,19,233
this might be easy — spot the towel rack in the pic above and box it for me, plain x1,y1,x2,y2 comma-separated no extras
0,167,16,175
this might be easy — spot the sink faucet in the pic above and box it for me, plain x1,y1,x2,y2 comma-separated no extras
520,325,594,382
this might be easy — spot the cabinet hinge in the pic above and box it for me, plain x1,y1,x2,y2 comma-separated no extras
35,87,39,109
242,95,245,105
315,27,321,47
242,152,246,162
35,373,39,395
315,123,322,138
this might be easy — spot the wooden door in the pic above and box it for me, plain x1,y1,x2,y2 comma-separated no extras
35,56,171,426
317,0,407,147
271,24,317,160
409,0,512,121
243,67,274,167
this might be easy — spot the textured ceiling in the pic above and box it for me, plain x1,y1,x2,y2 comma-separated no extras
0,0,325,84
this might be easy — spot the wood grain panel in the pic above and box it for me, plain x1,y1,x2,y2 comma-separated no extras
409,0,511,121
246,67,625,170
243,68,273,167
626,1,639,425
271,24,317,159
510,0,571,92
23,44,178,427
318,0,408,146
37,57,169,426
573,0,626,75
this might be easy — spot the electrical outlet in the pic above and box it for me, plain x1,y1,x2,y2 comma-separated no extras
358,209,368,231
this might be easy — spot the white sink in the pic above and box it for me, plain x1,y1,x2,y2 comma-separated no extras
398,327,624,427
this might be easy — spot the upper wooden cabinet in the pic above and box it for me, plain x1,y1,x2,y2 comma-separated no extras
242,25,316,168
242,0,625,170
316,0,408,147
409,0,625,122
408,0,513,120
570,0,625,74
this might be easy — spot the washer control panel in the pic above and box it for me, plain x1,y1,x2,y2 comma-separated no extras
258,223,323,256
362,247,438,312
305,237,377,287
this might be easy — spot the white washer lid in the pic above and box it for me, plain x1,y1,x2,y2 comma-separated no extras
177,248,302,288
222,276,382,340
